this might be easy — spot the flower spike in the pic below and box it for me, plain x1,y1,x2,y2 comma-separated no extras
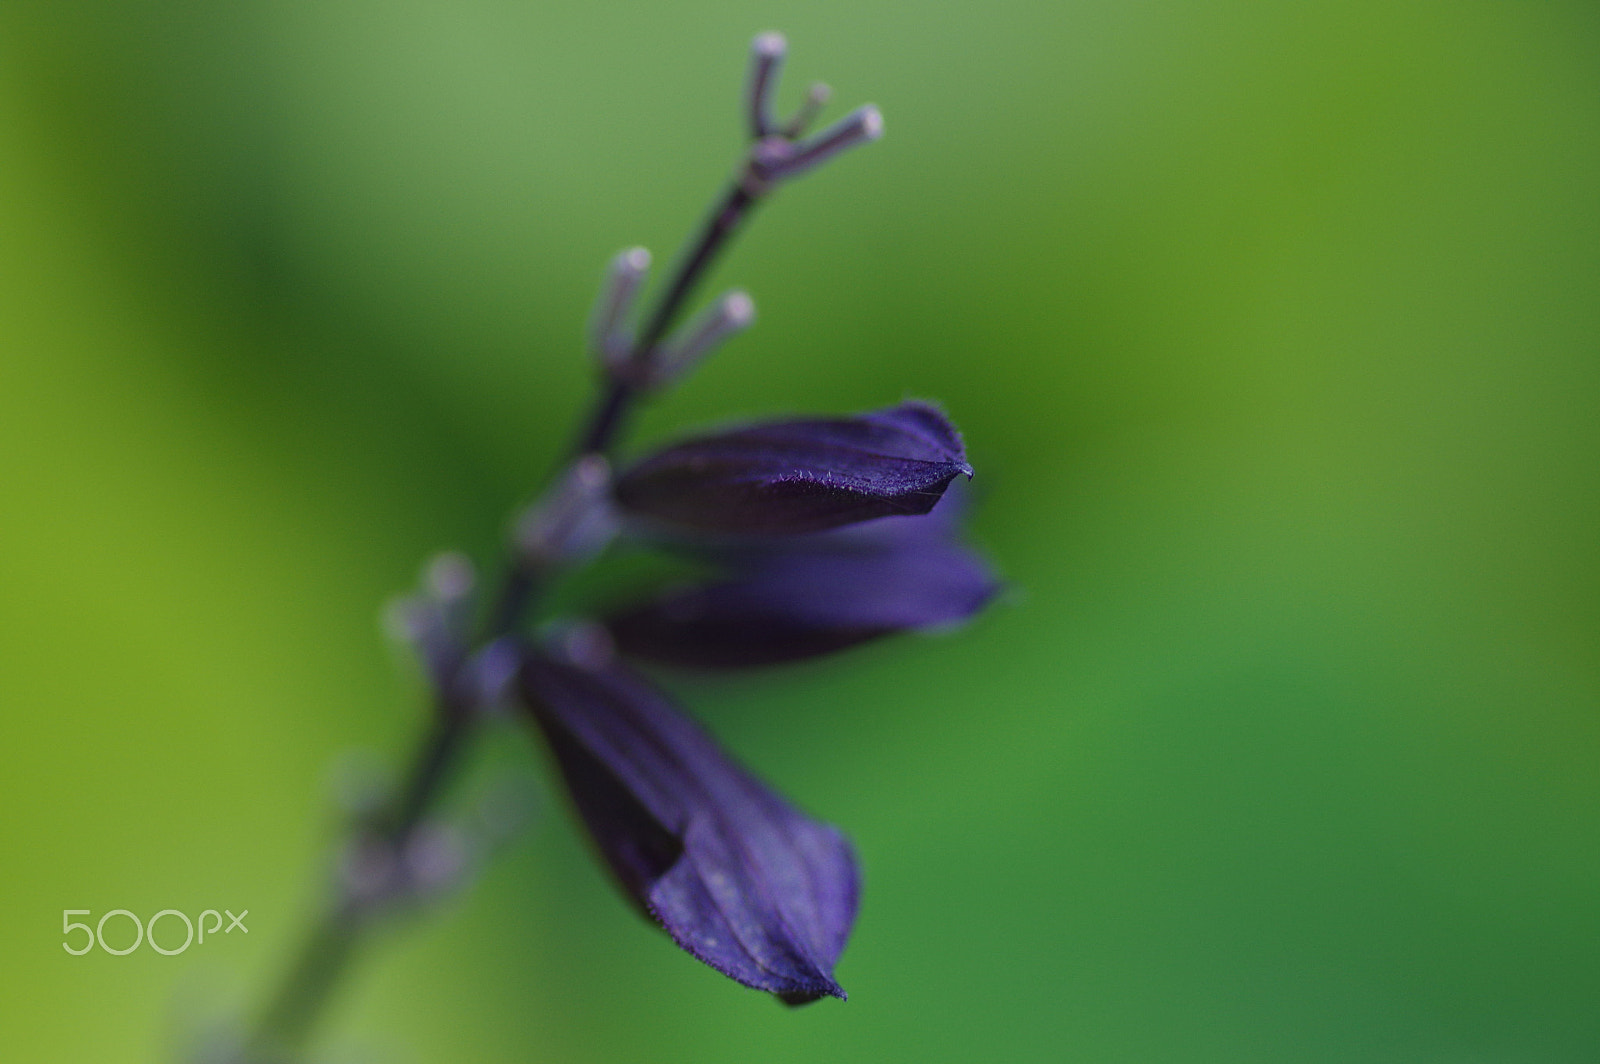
233,37,985,1055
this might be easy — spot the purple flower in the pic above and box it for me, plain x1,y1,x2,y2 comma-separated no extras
605,490,998,668
519,653,859,1003
512,402,995,1002
489,41,997,1008
613,401,973,535
239,37,994,1054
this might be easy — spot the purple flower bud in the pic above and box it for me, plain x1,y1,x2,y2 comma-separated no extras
518,652,859,1003
591,246,652,367
606,502,999,667
614,400,973,535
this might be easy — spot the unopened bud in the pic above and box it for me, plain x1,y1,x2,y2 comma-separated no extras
590,246,652,365
652,290,755,386
781,82,832,140
514,455,617,568
425,551,476,604
747,32,788,138
403,823,468,897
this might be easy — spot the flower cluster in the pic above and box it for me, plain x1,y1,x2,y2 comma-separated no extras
406,35,996,1006
521,402,994,1003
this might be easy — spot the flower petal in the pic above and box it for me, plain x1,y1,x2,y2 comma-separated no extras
606,512,998,667
518,652,859,1003
613,400,972,535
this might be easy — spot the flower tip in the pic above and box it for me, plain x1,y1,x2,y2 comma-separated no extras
859,104,884,140
617,246,651,273
779,979,848,1006
425,551,476,602
722,289,756,327
593,247,653,361
752,31,787,59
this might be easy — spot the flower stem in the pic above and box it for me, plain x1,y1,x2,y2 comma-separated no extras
385,704,474,839
242,909,358,1062
239,701,471,1063
636,182,759,359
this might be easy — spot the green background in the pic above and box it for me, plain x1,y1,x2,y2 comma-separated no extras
3,1,1597,1060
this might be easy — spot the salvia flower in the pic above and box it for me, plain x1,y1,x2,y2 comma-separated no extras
230,35,999,1064
511,401,993,1002
386,33,993,1016
613,401,975,536
519,650,860,1002
606,480,998,668
484,38,998,1005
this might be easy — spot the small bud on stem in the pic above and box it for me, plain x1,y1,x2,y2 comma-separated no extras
747,33,788,139
781,82,832,139
513,455,617,569
588,34,882,437
590,247,652,365
649,289,755,387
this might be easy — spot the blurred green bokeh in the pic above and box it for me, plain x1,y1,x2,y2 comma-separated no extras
3,1,1597,1061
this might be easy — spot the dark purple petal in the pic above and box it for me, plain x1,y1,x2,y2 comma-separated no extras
614,400,973,535
606,522,998,667
518,652,859,1003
